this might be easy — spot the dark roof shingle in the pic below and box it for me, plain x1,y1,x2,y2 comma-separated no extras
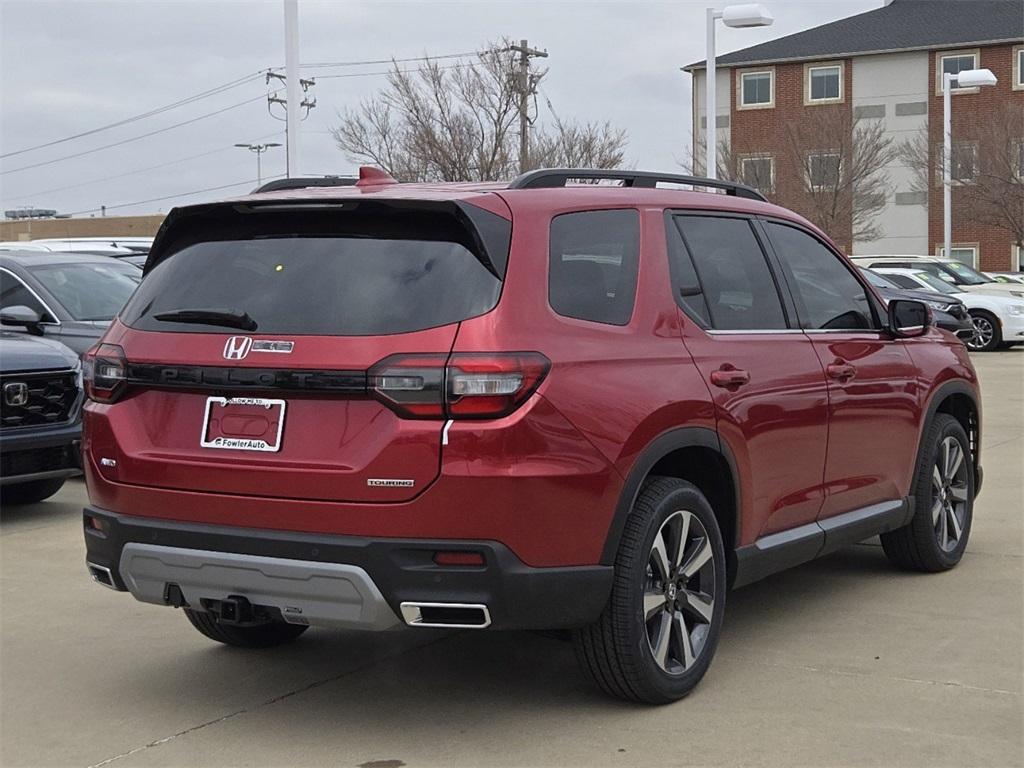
684,0,1024,71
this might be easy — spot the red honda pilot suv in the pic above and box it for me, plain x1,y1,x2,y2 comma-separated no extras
82,168,982,703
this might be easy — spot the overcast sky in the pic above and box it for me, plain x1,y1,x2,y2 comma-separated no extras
0,0,879,218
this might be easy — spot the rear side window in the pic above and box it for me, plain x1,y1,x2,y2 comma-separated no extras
122,204,507,336
765,222,874,331
549,209,639,325
670,215,787,331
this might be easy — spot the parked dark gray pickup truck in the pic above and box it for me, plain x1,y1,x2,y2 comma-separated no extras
0,331,82,504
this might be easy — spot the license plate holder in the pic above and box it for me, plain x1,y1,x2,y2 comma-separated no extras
200,397,286,452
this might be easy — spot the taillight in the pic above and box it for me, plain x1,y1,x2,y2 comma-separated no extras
446,353,549,418
83,343,127,403
369,352,549,420
368,353,447,419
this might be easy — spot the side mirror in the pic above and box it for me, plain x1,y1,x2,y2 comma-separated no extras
888,299,931,338
0,305,44,335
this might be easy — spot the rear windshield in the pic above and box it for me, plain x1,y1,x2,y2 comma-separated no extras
122,204,507,336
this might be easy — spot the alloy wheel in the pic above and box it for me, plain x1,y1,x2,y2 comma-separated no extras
932,436,969,552
968,316,994,351
643,510,717,675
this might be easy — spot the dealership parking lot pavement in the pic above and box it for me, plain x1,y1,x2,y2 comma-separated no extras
2,350,1021,768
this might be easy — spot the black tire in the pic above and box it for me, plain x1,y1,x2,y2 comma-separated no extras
966,310,1001,352
2,478,66,505
573,477,727,704
183,608,309,648
881,414,974,572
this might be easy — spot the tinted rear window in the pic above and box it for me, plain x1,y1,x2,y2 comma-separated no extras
122,204,507,336
548,209,639,325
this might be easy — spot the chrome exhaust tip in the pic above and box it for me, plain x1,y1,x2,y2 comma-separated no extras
87,562,117,590
399,602,491,629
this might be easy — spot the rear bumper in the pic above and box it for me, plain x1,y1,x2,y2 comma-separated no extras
83,508,613,631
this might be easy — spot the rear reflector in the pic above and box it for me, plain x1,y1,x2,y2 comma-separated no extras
433,551,486,567
369,352,549,420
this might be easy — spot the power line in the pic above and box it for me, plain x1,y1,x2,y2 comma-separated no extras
298,50,485,69
0,71,266,160
0,93,272,176
66,175,286,217
313,62,476,80
8,131,285,201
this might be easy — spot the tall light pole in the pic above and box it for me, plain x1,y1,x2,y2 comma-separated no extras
283,0,301,177
942,67,997,263
236,142,282,187
705,4,773,180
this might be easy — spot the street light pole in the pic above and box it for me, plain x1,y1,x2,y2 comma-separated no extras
235,142,282,187
706,9,718,181
703,4,773,181
942,68,997,263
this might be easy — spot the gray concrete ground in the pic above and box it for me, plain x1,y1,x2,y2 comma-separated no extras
2,350,1021,768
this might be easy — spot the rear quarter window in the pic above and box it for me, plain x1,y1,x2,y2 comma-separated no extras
548,209,639,325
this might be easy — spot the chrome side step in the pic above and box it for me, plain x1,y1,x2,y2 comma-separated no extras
399,602,491,629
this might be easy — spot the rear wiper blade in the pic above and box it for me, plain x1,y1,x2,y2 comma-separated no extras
152,308,257,331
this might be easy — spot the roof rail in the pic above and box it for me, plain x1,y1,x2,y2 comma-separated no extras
507,168,767,202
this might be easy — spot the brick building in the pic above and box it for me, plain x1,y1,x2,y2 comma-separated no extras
685,0,1023,271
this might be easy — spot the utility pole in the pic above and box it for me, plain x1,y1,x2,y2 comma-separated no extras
236,142,282,187
267,71,316,172
283,0,301,177
507,39,547,174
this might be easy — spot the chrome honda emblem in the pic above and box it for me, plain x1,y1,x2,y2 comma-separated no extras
3,381,28,406
223,336,253,360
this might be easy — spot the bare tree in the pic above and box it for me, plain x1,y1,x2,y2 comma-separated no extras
899,103,1024,252
332,42,628,182
781,111,895,242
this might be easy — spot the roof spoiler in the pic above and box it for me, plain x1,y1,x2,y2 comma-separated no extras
508,168,767,202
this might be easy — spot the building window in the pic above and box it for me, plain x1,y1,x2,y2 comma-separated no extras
1014,244,1023,271
936,50,980,94
806,64,843,103
807,152,841,190
934,143,979,184
739,155,774,193
1015,141,1024,181
937,245,979,268
1014,45,1024,91
737,69,774,109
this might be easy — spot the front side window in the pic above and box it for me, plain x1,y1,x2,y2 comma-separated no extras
669,215,787,331
765,222,874,331
739,156,774,193
739,70,773,108
549,209,639,325
808,152,841,190
0,269,54,322
28,262,139,322
807,64,842,102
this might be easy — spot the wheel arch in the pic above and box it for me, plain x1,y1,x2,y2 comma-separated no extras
921,380,982,496
601,427,740,577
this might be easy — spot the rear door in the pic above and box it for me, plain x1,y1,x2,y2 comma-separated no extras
94,199,510,503
666,213,829,541
761,220,919,520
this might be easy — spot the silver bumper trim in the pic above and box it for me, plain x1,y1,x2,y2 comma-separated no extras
118,544,401,631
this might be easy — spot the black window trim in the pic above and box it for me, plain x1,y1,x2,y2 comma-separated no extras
664,209,799,334
547,206,641,328
754,216,886,333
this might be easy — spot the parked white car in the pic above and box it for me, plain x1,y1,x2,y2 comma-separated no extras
851,255,1024,299
875,267,1024,352
985,272,1024,285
